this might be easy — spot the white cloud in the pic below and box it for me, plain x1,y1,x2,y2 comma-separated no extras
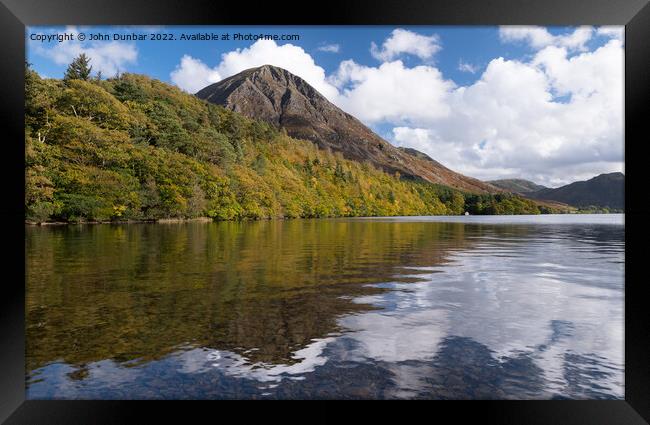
32,26,137,77
499,26,594,51
370,28,441,61
170,40,339,99
596,26,624,41
331,60,454,124
170,55,222,93
170,28,623,186
458,60,478,74
215,40,337,98
317,43,340,53
391,39,624,186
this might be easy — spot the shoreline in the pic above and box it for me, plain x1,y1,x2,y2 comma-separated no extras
25,211,624,226
25,217,215,226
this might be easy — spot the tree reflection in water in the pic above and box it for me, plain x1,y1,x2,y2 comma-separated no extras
26,216,624,399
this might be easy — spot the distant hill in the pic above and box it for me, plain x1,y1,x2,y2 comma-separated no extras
196,65,499,194
488,179,548,194
528,172,624,210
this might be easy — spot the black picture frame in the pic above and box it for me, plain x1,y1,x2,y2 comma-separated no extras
1,0,648,422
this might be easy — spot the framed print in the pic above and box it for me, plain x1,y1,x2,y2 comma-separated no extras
1,0,649,422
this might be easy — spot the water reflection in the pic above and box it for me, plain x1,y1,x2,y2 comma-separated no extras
26,215,624,399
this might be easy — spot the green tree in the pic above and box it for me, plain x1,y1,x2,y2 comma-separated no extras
112,76,148,103
334,161,346,182
449,192,465,215
24,67,563,223
252,153,267,174
64,54,92,82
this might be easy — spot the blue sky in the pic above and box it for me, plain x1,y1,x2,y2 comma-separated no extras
26,26,624,186
28,26,612,86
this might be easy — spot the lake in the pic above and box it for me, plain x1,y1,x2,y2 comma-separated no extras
25,214,624,399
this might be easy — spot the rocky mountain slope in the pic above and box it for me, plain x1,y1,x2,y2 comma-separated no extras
196,65,499,194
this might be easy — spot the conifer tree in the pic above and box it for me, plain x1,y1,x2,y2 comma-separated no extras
64,53,92,81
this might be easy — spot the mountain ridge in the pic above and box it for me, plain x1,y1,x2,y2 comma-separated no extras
487,173,624,210
488,178,548,194
196,64,499,194
528,172,624,209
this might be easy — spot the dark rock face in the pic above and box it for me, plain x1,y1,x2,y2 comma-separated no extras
196,65,499,194
528,172,624,209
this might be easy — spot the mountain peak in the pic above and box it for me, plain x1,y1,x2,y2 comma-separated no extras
254,64,282,70
196,64,331,128
250,64,292,74
591,171,624,181
196,67,499,194
237,64,302,83
527,172,624,209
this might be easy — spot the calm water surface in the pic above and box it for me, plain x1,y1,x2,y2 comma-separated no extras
26,214,624,399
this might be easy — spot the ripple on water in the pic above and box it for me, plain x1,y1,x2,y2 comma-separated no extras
26,216,624,399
